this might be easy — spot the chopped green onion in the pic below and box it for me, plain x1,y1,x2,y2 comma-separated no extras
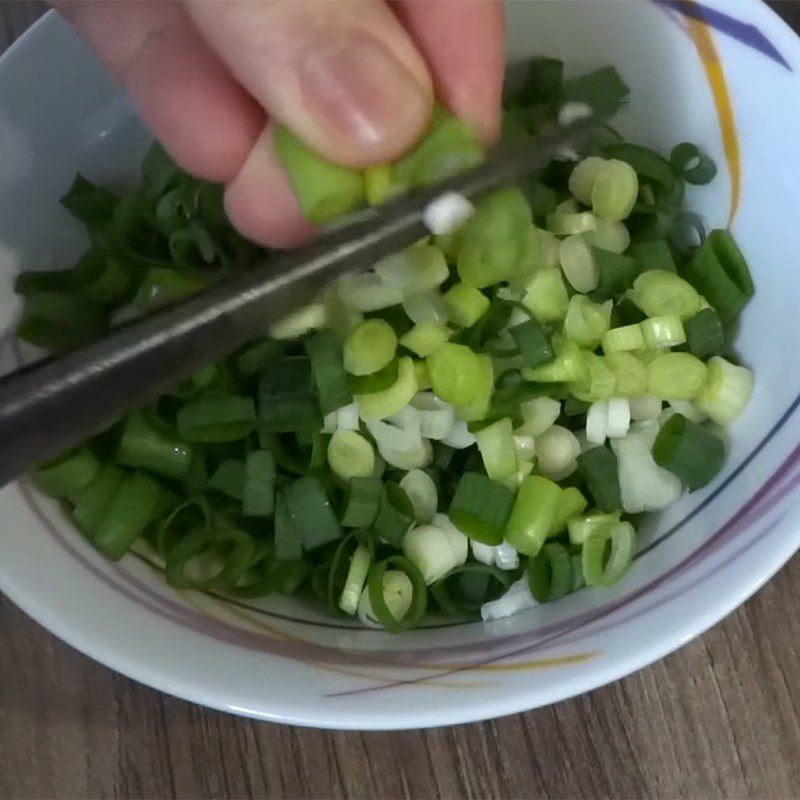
629,269,701,320
568,156,606,204
670,142,717,185
647,352,707,399
403,520,468,584
563,295,612,348
431,562,512,616
364,164,403,206
577,446,622,512
582,521,635,586
457,188,533,287
165,526,255,591
208,459,245,500
32,446,100,498
365,556,427,632
93,472,161,560
134,268,205,311
269,302,327,340
283,475,341,551
339,544,372,614
426,343,483,406
347,359,399,395
562,65,630,116
591,159,638,222
590,219,630,254
528,542,573,601
592,248,640,299
652,413,725,489
627,240,676,273
274,489,302,560
475,418,518,481
521,269,569,322
374,482,415,546
567,511,621,545
548,487,588,537
243,450,275,517
341,476,382,528
680,230,754,323
18,291,107,351
443,284,490,328
695,356,754,426
602,323,645,353
398,469,438,523
683,308,724,359
177,395,256,442
355,356,418,420
234,338,287,377
604,142,674,187
448,472,514,545
305,330,352,416
640,315,686,349
115,413,193,479
522,337,585,383
546,211,597,237
400,320,451,358
343,319,398,376
505,475,561,556
327,430,375,480
70,464,126,536
560,234,599,292
510,317,554,368
606,351,648,397
273,125,365,223
375,245,449,292
569,353,615,402
258,357,322,433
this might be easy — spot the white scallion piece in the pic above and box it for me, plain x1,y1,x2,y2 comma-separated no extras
470,541,495,566
517,396,562,437
441,417,477,449
337,274,403,311
628,395,663,421
536,425,581,478
481,577,538,622
605,397,631,439
403,521,468,584
586,401,609,445
668,398,706,423
411,392,456,440
336,402,360,431
423,191,475,235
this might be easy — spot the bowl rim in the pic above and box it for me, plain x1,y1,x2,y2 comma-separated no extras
1,0,800,730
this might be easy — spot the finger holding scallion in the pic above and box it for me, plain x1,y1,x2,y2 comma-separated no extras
20,57,755,630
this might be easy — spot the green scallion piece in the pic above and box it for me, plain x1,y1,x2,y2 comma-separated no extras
156,495,212,558
234,338,287,377
32,446,100,498
604,142,674,187
115,412,193,479
242,450,276,517
577,446,622,512
528,542,573,602
343,319,397,377
273,125,365,223
681,229,754,323
305,330,352,416
208,459,246,500
683,308,725,359
627,240,676,273
652,413,725,489
165,526,256,591
92,472,161,560
592,247,640,299
70,464,125,536
582,521,635,587
448,473,514,546
431,563,512,617
134,268,205,311
505,475,561,556
283,475,341,551
670,142,717,185
366,556,428,633
341,477,383,528
562,66,630,116
274,489,303,561
258,357,322,433
176,395,256,442
373,482,415,547
510,317,554,368
18,292,107,351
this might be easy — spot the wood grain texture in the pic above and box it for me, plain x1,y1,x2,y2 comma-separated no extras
2,3,800,798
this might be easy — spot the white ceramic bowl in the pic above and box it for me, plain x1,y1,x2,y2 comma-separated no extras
1,0,800,730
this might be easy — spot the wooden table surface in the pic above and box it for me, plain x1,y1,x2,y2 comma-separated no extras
3,3,800,798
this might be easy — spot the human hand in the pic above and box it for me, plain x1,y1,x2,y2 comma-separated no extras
55,0,505,247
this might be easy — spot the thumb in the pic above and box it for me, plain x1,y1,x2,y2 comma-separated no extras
184,0,434,167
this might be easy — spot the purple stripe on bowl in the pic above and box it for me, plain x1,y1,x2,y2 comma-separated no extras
656,0,791,69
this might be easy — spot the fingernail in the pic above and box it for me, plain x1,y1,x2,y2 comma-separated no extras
299,28,430,156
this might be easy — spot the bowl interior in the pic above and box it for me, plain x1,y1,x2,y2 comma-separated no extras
1,1,800,728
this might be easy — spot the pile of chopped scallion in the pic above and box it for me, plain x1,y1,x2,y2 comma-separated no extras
19,58,754,630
